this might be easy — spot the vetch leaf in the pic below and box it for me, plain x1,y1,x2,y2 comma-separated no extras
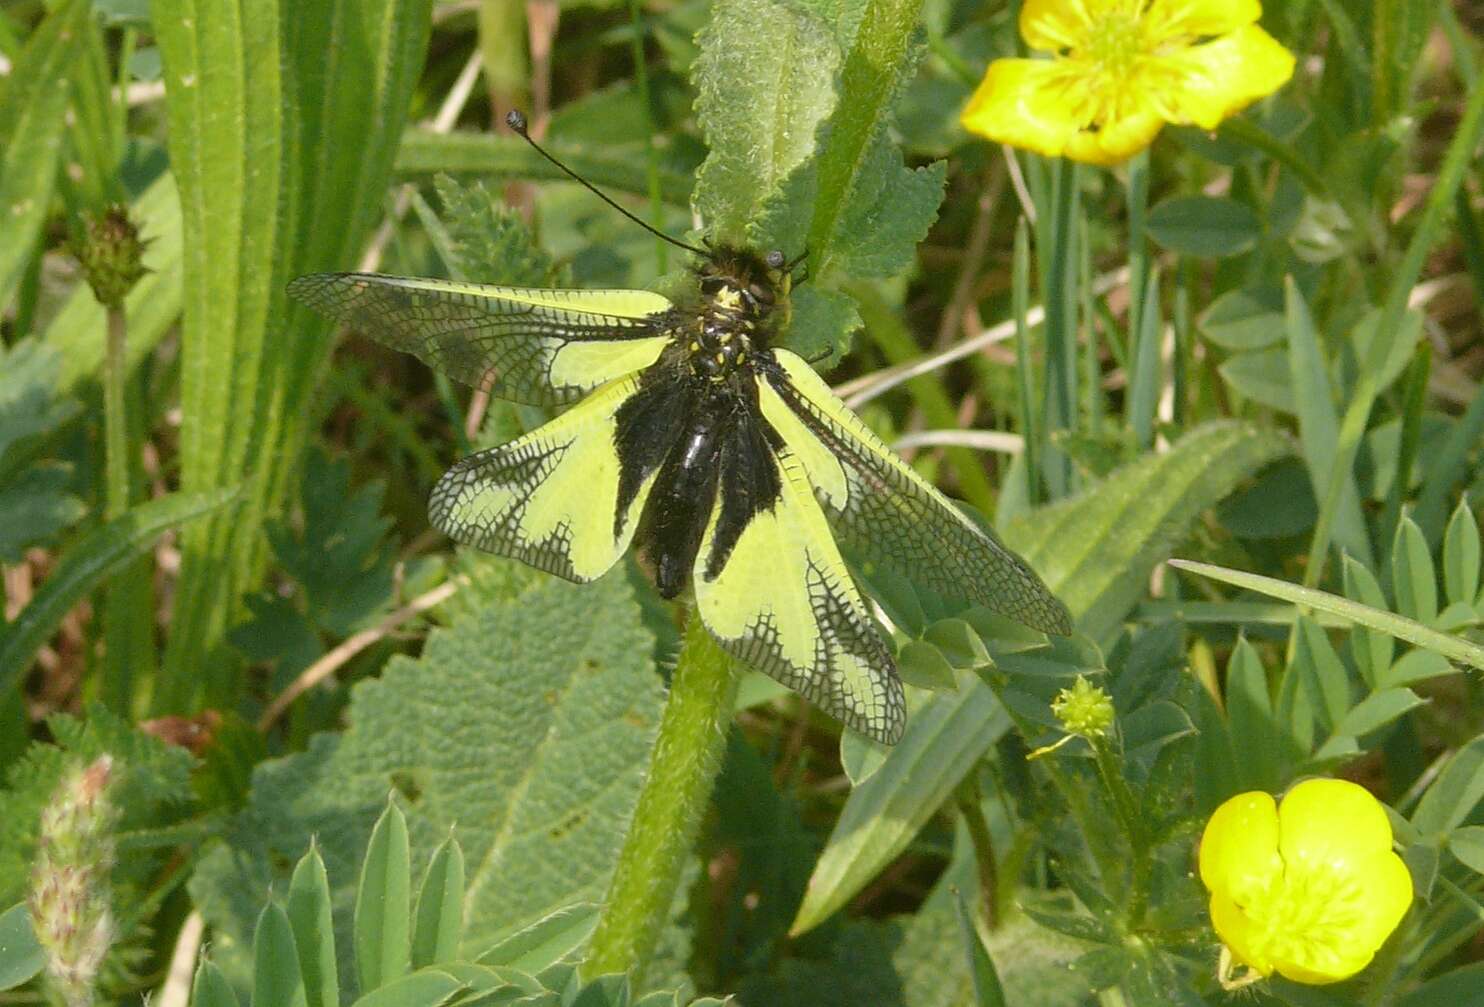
1447,826,1484,875
1145,196,1261,258
1197,286,1284,350
476,903,599,973
1392,514,1439,624
1291,616,1350,733
1443,499,1480,609
190,959,243,1007
1343,554,1393,688
1331,687,1425,740
356,800,412,992
1412,734,1484,839
1218,348,1294,412
287,844,340,1007
346,969,466,1007
412,837,466,969
254,902,308,1007
1224,637,1288,792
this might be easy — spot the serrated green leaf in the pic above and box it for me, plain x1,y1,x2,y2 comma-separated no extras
0,340,81,474
778,285,861,367
190,959,243,1007
0,488,240,701
693,0,840,243
433,175,561,287
1197,286,1283,350
0,904,43,991
288,844,340,1007
189,571,664,983
1392,515,1439,624
818,135,945,279
1168,560,1484,672
1145,195,1261,257
1009,422,1291,642
1443,499,1480,609
790,671,1009,934
413,838,466,970
254,902,309,1007
0,0,86,313
1412,734,1484,838
0,462,86,564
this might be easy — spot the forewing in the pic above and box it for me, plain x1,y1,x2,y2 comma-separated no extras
760,349,1073,636
288,272,676,406
430,373,660,581
693,437,905,745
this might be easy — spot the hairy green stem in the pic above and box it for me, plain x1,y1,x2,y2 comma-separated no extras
583,608,738,985
954,774,999,930
1090,736,1149,926
103,307,129,522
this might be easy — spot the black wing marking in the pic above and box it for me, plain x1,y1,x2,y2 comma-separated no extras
288,272,677,407
760,349,1073,637
429,372,657,581
693,430,906,745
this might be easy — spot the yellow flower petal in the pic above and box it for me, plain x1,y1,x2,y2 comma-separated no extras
1064,110,1164,165
1277,779,1393,872
960,58,1085,159
1199,791,1282,902
1145,0,1263,38
1154,24,1295,129
1020,0,1100,52
1207,891,1274,977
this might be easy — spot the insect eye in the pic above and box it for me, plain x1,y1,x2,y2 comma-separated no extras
765,249,786,269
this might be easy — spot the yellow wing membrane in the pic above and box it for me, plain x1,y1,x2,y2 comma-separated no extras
287,273,675,406
693,443,906,744
429,373,660,582
760,349,1073,637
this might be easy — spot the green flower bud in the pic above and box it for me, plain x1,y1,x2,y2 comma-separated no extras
72,205,147,309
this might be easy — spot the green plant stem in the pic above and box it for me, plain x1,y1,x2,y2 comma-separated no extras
1090,736,1149,926
1303,78,1484,587
582,608,739,986
1038,157,1077,498
102,307,129,521
954,775,999,930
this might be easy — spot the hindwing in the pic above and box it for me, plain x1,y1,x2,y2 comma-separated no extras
288,272,675,406
693,434,906,745
429,372,661,582
759,349,1072,636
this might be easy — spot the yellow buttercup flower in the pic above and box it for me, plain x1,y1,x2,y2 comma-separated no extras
960,0,1296,165
1198,779,1413,987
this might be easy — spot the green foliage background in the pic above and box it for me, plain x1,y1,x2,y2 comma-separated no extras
0,0,1483,1004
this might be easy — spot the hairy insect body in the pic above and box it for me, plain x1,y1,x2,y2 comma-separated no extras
634,250,785,598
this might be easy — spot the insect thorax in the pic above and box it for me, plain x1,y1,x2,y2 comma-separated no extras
687,248,781,383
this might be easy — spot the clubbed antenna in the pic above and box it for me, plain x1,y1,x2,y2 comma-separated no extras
505,110,706,257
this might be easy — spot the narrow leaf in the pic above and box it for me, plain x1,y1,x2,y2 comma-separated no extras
411,837,466,969
0,0,87,313
253,902,308,1007
356,799,412,992
1412,734,1484,838
287,843,340,1007
1169,560,1484,671
0,488,239,700
346,969,465,1007
1442,499,1480,608
1343,555,1394,687
954,893,1007,1007
1392,515,1439,624
189,959,243,1007
476,903,599,974
791,674,1010,934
